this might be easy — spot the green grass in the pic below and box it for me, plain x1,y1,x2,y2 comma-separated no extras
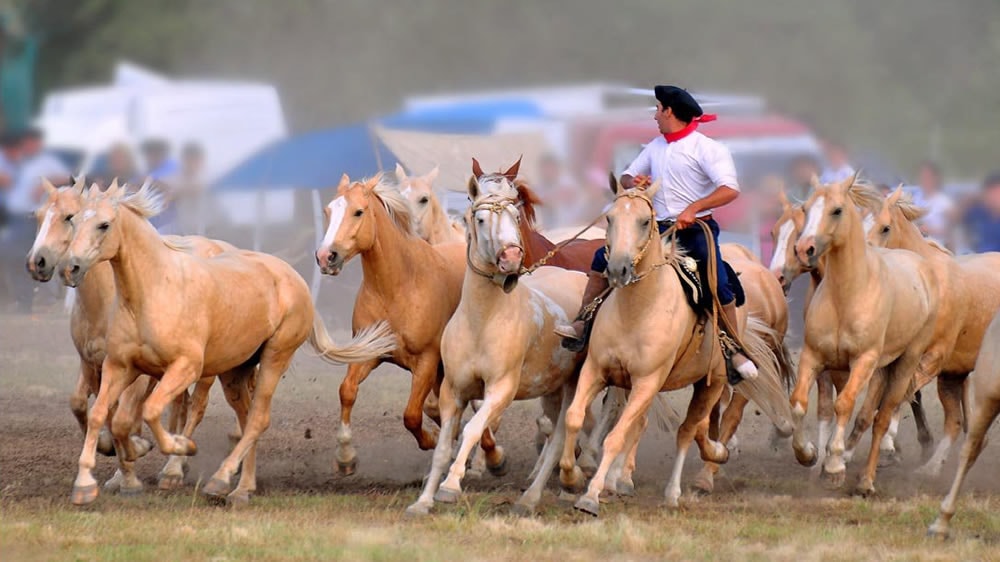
2,491,998,561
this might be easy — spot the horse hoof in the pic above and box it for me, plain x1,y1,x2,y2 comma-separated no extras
119,483,143,497
926,521,950,540
132,436,153,459
664,495,681,510
466,469,483,481
511,502,536,517
487,455,509,477
794,443,818,467
574,496,600,517
560,466,586,494
158,473,185,491
616,479,636,497
405,503,431,517
821,468,846,489
227,489,251,508
557,490,577,505
877,450,901,468
336,458,358,476
173,436,197,456
201,477,231,498
434,486,461,504
692,473,714,496
853,482,876,498
71,483,99,506
97,430,116,457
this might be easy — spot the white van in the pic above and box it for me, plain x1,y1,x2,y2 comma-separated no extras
35,61,287,183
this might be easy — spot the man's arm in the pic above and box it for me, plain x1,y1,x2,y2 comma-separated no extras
676,186,739,229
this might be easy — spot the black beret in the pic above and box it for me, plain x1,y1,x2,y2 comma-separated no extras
654,85,703,122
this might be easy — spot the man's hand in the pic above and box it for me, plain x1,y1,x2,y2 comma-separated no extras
676,205,698,230
633,175,652,189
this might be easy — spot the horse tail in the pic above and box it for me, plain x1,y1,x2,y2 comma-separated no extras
775,338,798,395
599,387,682,438
735,314,795,436
308,315,397,365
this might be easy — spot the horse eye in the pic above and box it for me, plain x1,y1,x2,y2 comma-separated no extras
64,214,74,223
354,209,364,217
418,197,429,205
98,222,111,232
476,217,485,225
881,226,890,234
642,218,651,227
832,208,843,216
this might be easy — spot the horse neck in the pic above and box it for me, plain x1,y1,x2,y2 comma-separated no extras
822,208,874,300
76,262,115,316
521,218,554,266
107,209,177,315
458,261,520,324
360,202,425,297
892,211,942,258
426,198,454,244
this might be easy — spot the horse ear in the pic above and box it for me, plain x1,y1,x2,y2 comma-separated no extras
108,177,121,197
608,171,620,196
502,155,522,182
887,185,904,206
42,177,57,195
467,175,480,201
471,158,484,179
840,171,860,192
394,162,407,181
777,187,790,209
337,173,351,192
424,165,439,184
364,173,382,192
72,175,86,194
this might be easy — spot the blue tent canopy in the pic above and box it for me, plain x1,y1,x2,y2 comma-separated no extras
212,99,543,191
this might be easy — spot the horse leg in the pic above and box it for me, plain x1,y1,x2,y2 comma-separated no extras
528,393,561,482
515,384,574,515
159,376,214,490
102,375,154,496
204,344,292,502
406,380,463,516
70,361,138,505
575,375,660,517
927,390,1000,538
696,390,745,495
856,355,921,496
404,355,441,451
790,347,825,467
917,376,966,478
614,414,646,497
910,389,935,458
435,377,516,503
843,369,887,465
220,366,260,505
822,351,880,486
141,358,202,457
558,358,606,495
663,375,728,509
336,359,378,475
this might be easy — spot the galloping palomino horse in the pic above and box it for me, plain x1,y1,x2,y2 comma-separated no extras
557,177,788,516
315,174,469,473
866,187,1000,476
769,190,933,470
790,174,940,494
59,181,395,506
406,178,587,516
928,310,1000,539
25,177,249,495
395,163,466,245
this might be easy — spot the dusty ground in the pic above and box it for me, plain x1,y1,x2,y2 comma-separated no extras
1,285,999,560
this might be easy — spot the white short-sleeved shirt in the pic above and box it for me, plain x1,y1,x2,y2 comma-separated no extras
7,152,70,213
622,132,739,221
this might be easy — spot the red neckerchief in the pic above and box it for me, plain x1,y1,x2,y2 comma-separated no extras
663,114,718,143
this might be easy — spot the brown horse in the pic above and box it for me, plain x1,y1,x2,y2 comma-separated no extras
406,178,587,516
791,175,939,494
25,178,246,495
769,190,933,470
866,188,1000,476
59,181,394,506
395,163,466,245
315,174,468,471
928,310,1000,539
557,178,786,515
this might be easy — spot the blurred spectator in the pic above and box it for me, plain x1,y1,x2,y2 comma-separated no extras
787,154,822,201
819,140,856,184
2,127,69,313
963,172,1000,254
0,130,23,224
535,152,580,228
102,142,142,187
912,160,956,249
875,183,893,197
174,142,210,234
141,138,180,234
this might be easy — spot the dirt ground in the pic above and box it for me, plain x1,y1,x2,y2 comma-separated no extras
1,278,999,560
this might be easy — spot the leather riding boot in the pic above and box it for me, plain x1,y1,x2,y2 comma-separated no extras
720,302,758,382
554,271,610,351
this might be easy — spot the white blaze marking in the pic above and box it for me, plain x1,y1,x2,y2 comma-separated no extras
768,220,794,272
321,197,348,249
800,196,826,239
82,209,96,220
29,209,55,255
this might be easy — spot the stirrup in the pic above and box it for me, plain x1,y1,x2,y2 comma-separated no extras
720,331,757,385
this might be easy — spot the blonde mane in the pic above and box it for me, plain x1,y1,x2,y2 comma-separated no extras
892,192,930,221
371,177,416,237
120,180,166,218
846,181,884,216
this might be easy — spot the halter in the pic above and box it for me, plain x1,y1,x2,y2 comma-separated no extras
464,193,524,293
608,189,678,286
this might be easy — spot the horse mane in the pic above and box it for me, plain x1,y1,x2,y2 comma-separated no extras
511,178,543,228
846,181,884,216
120,180,166,218
371,178,416,236
892,192,929,221
162,234,195,252
925,238,954,256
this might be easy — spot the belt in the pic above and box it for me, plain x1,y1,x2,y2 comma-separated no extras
657,213,713,230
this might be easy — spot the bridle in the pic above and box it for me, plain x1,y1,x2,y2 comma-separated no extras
464,193,524,293
607,189,678,286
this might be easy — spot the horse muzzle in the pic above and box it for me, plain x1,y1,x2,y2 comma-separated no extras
496,245,523,276
316,247,345,276
61,259,88,288
794,237,822,269
26,251,55,282
606,255,635,289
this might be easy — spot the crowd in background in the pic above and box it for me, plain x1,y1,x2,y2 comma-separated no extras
0,127,207,314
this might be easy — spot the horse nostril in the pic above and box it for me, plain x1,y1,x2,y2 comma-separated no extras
328,251,339,264
36,256,45,270
620,266,628,278
70,265,81,275
777,274,785,285
805,246,815,258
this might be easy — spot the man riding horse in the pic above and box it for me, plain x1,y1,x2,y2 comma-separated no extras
555,84,756,383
